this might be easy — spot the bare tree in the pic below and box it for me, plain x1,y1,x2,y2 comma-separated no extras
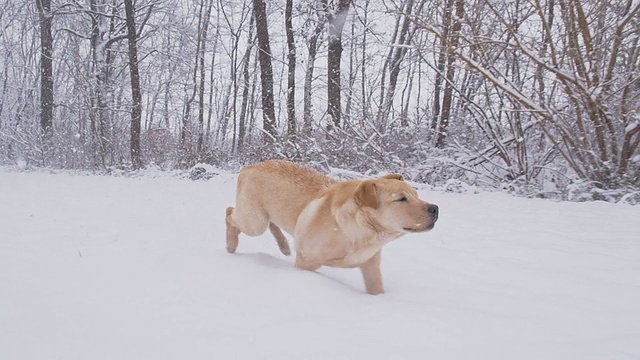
237,14,255,151
197,0,214,154
181,0,208,159
35,0,53,141
87,0,125,167
218,1,252,152
419,0,640,186
285,0,296,137
123,0,143,169
303,0,328,133
326,0,352,130
253,0,277,142
375,0,424,131
433,0,462,148
430,0,453,136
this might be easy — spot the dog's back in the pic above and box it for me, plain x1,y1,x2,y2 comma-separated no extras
234,160,335,236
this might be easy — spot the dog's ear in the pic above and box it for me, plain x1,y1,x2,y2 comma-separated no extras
381,174,404,181
355,180,379,209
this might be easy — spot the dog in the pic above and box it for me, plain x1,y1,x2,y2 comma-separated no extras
225,160,438,294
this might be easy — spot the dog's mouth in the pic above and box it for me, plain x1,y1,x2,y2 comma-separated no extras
403,223,435,233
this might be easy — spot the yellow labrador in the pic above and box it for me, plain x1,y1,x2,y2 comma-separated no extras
225,160,438,294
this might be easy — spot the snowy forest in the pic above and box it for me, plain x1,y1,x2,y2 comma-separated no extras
1,0,639,200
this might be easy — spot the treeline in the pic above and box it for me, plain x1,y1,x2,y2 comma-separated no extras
1,0,639,194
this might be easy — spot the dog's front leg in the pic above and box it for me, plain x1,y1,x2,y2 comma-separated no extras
360,251,384,295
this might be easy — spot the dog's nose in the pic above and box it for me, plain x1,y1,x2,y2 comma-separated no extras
427,204,439,221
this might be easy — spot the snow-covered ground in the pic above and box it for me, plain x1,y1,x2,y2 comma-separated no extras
1,167,639,360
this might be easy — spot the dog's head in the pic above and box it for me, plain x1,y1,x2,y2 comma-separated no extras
354,174,438,233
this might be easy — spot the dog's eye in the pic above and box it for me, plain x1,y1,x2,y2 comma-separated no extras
396,196,408,202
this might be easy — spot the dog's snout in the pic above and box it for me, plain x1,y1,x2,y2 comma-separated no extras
426,204,439,221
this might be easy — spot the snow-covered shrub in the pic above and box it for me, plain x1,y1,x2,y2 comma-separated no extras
188,163,220,181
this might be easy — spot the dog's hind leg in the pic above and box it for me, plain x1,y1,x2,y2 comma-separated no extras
225,205,271,253
269,222,291,255
226,207,241,253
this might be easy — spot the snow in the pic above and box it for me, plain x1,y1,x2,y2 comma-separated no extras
1,168,639,360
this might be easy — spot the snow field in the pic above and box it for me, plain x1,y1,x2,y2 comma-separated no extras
1,169,639,359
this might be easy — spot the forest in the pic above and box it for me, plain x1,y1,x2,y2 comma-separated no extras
1,0,639,201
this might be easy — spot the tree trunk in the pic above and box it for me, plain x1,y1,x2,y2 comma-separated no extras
181,0,206,159
36,0,53,142
400,54,416,127
378,7,402,109
376,0,419,131
431,0,453,133
326,0,351,130
434,0,463,148
238,15,255,151
206,15,220,147
197,0,214,154
285,0,296,137
124,0,143,169
361,0,369,126
344,12,356,124
0,70,7,131
253,0,277,143
303,0,328,133
88,0,112,168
